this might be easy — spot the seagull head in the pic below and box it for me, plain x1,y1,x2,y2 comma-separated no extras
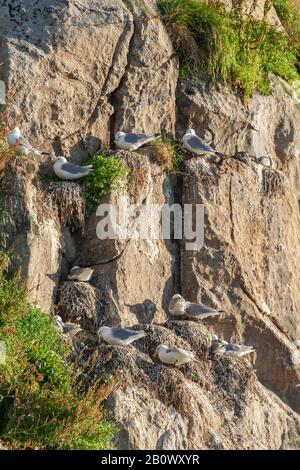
155,344,168,356
98,326,110,337
172,294,183,301
6,127,21,145
10,127,21,136
56,156,67,163
186,128,196,136
115,131,126,141
212,335,219,341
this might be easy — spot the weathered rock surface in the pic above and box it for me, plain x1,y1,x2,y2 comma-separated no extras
79,150,178,326
92,321,300,450
0,0,177,158
0,158,78,312
178,78,300,414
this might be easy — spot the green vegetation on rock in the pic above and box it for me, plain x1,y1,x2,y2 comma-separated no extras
0,253,116,449
83,154,128,213
158,0,300,99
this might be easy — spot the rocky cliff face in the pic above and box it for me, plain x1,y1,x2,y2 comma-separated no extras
1,0,300,450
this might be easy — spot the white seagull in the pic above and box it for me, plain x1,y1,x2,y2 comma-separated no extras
98,326,146,346
6,127,41,156
182,129,220,156
53,156,93,180
155,344,199,367
115,131,159,151
68,266,94,282
211,336,255,357
169,294,224,320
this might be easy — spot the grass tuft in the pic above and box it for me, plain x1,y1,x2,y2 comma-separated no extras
158,0,300,99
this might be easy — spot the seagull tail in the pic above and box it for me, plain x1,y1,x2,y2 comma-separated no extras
207,310,224,317
134,331,147,340
244,347,255,355
28,148,42,157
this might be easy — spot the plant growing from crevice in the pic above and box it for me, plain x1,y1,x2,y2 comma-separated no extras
83,154,129,213
0,257,117,449
158,0,300,99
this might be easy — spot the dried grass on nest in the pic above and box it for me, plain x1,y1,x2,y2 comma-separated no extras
44,182,86,231
57,281,105,325
94,323,213,418
211,355,254,416
261,169,286,196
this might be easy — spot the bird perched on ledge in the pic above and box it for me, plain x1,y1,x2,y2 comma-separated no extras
68,266,94,282
155,344,199,367
115,131,159,151
182,128,222,157
53,156,93,180
211,336,255,357
6,127,43,157
98,326,146,346
169,294,224,320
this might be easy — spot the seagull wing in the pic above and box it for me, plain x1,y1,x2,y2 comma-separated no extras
186,135,215,153
61,162,92,176
185,301,221,317
111,327,145,341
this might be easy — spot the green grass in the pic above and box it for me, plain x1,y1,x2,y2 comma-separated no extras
273,0,300,33
158,0,300,99
83,154,128,213
0,256,116,449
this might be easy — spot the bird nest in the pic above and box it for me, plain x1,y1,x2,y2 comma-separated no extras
56,281,105,330
91,321,215,418
44,182,86,232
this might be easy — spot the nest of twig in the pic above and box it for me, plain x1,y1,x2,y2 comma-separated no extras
44,182,86,231
57,281,105,330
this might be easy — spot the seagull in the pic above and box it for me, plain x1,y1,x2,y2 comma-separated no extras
182,129,221,156
169,294,224,320
115,131,159,151
67,266,94,282
6,127,42,157
53,156,93,180
98,326,146,346
55,316,82,338
211,336,255,357
155,344,199,367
